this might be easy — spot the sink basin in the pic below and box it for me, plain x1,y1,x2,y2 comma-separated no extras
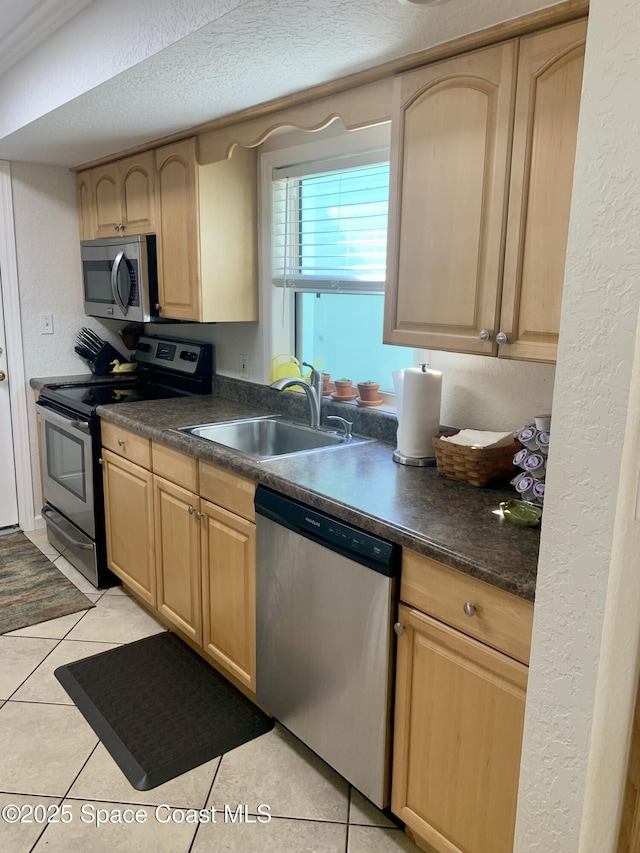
176,416,369,462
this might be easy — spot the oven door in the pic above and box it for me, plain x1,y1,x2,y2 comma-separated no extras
37,401,96,538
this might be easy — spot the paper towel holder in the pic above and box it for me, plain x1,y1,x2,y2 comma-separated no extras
392,361,439,466
392,449,437,467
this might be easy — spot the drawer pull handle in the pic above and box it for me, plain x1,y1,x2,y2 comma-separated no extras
463,602,476,617
394,622,405,636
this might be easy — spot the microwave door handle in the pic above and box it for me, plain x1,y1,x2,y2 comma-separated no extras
111,250,129,316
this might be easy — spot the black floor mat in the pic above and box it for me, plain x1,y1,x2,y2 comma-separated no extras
55,631,273,790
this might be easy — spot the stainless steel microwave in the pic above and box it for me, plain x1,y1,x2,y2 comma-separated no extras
81,234,158,323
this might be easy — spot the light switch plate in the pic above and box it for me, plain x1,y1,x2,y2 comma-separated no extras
40,314,53,334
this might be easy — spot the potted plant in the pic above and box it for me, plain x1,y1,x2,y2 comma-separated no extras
357,380,380,402
333,378,353,398
321,373,332,395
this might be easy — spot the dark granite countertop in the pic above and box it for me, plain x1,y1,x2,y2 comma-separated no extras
94,392,538,602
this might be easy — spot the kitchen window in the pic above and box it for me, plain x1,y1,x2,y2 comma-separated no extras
263,126,410,392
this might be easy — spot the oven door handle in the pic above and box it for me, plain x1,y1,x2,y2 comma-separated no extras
41,507,93,550
111,250,129,316
36,400,91,432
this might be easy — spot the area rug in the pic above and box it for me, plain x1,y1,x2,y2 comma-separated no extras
55,631,274,789
0,532,94,634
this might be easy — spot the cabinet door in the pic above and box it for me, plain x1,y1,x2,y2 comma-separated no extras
392,604,528,853
102,449,155,605
499,19,586,362
154,476,202,643
155,137,202,320
200,498,256,691
92,163,122,237
384,42,516,355
121,151,156,235
76,171,95,239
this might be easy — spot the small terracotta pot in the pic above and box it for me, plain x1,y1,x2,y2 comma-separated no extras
357,382,380,401
333,379,353,397
322,373,331,394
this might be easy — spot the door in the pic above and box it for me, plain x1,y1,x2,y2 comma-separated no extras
92,163,122,238
37,402,95,537
499,19,587,362
102,449,156,605
154,475,202,643
392,604,528,853
383,41,516,355
120,152,156,235
0,273,18,528
155,137,202,321
201,498,256,690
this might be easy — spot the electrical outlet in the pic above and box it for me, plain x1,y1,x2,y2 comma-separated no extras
240,354,250,378
40,314,54,335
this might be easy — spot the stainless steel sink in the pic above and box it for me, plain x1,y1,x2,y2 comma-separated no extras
176,416,369,462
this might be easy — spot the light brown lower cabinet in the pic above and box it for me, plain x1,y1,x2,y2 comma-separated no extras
153,475,202,645
200,499,256,691
101,427,257,692
392,603,528,853
102,449,156,606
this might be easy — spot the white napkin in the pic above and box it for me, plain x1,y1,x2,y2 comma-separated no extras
440,429,514,449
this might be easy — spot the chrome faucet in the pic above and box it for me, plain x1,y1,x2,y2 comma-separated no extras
270,362,322,429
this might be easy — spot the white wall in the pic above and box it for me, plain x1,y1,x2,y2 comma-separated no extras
10,162,128,517
0,0,246,140
514,0,640,849
426,350,555,432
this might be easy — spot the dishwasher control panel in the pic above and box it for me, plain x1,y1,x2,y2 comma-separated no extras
254,486,399,576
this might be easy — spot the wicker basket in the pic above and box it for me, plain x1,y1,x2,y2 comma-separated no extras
432,433,518,487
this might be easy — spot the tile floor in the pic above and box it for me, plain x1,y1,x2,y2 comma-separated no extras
0,528,421,853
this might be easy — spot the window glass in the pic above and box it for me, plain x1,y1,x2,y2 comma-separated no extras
271,155,409,391
296,292,410,392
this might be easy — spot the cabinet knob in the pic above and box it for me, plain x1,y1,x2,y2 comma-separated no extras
155,303,161,311
188,505,194,515
463,602,476,617
195,511,203,521
117,439,125,448
478,330,491,342
113,224,119,231
394,622,405,636
0,369,5,382
496,331,509,345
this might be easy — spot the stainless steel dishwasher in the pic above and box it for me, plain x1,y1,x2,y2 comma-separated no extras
255,486,399,808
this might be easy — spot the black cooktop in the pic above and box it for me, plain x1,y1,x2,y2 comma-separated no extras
48,381,184,407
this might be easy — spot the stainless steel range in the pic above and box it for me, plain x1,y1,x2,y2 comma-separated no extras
36,334,213,588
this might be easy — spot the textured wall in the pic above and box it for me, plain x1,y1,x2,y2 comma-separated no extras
10,162,128,516
0,0,245,139
426,350,555,432
514,0,640,849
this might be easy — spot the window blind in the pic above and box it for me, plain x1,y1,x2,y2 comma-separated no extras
272,151,390,294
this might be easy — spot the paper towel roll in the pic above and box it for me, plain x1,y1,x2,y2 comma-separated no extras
395,367,442,459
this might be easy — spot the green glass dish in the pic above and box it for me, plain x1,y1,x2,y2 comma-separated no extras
499,499,542,527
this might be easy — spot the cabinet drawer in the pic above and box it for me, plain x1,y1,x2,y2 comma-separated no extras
400,550,533,664
199,461,256,521
101,421,151,469
152,442,198,492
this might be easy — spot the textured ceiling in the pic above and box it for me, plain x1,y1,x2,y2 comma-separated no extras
0,0,561,167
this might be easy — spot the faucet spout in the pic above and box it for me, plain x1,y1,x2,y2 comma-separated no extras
270,376,321,429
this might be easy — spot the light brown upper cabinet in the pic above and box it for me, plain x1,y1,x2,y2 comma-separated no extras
77,151,156,240
155,137,258,322
499,19,586,361
384,20,586,363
